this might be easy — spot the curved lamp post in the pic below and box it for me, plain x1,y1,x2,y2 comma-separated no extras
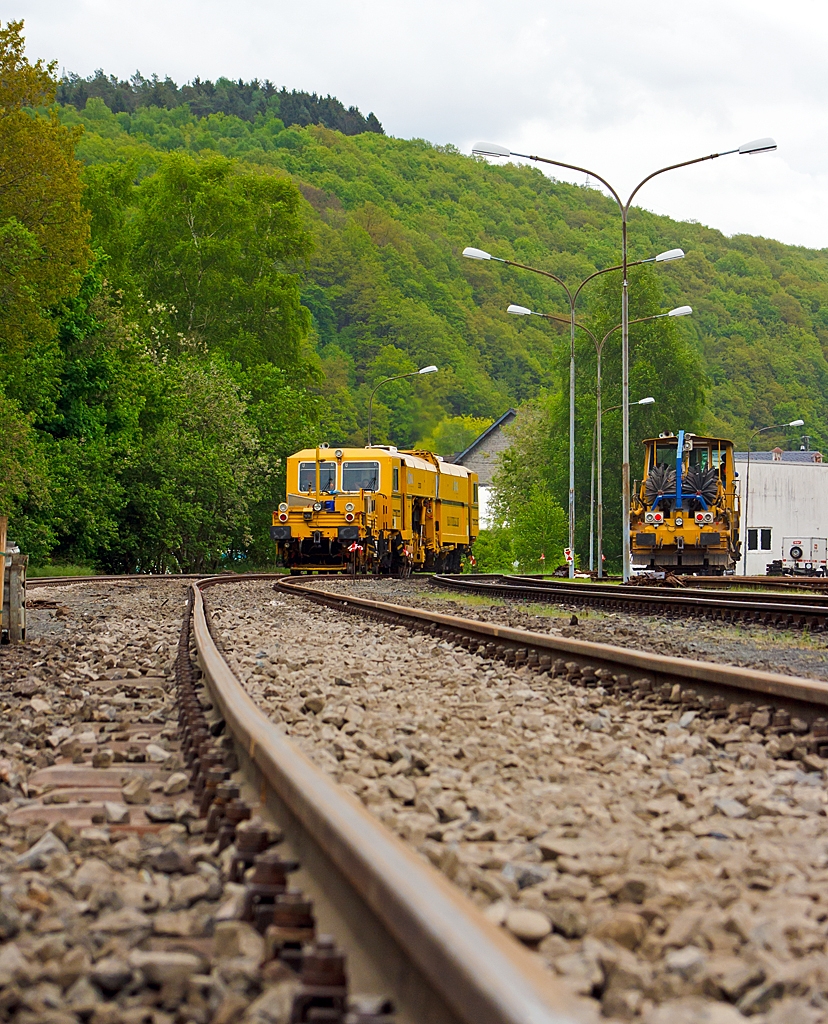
462,245,684,577
367,365,438,447
743,418,804,575
508,303,692,575
474,137,777,579
590,396,655,572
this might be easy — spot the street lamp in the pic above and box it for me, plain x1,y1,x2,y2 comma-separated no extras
508,303,691,575
474,137,776,579
743,418,804,576
367,365,438,447
464,245,684,577
590,397,654,572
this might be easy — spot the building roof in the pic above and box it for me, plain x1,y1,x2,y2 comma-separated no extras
734,449,824,463
451,409,517,465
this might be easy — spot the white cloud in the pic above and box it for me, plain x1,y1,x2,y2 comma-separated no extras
14,0,828,247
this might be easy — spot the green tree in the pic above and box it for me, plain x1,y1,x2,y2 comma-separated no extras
111,357,263,572
129,153,314,370
235,361,320,565
0,20,90,410
509,484,568,572
468,525,515,573
416,415,492,457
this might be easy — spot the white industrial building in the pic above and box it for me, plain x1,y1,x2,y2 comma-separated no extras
735,448,828,575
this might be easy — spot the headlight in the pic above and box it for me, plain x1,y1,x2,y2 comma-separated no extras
278,502,288,512
345,502,355,512
335,449,343,458
313,502,322,512
675,516,683,526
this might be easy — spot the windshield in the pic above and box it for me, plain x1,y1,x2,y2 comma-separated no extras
654,444,677,470
299,461,337,492
688,447,709,471
342,461,380,491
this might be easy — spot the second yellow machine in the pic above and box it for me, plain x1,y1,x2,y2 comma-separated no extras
630,430,741,574
271,445,479,574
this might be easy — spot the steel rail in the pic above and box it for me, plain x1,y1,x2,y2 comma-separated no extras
678,575,828,592
276,576,828,713
515,572,828,593
509,574,828,607
27,573,226,588
429,574,828,629
193,574,594,1024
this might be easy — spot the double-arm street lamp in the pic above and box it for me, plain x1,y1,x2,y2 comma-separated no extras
591,396,655,572
462,245,684,577
367,365,438,447
742,418,804,575
507,303,692,575
473,137,777,579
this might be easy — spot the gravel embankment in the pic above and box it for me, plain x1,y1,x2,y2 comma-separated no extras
0,581,298,1024
307,577,828,681
209,579,828,1024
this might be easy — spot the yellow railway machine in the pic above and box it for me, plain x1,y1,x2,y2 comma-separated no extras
271,445,479,573
631,430,741,574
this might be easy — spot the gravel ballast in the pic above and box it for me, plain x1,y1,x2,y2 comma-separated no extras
207,578,828,1024
310,577,828,681
0,581,306,1024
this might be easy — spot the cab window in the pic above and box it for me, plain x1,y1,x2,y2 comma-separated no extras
654,444,677,469
299,461,337,492
688,448,710,471
342,461,380,491
392,467,399,492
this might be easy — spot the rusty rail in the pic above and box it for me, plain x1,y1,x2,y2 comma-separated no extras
193,575,594,1024
430,573,828,631
277,575,828,718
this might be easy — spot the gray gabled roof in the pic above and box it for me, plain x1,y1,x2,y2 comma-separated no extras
451,409,517,464
734,450,824,463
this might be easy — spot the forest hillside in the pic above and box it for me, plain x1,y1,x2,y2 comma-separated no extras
61,94,828,456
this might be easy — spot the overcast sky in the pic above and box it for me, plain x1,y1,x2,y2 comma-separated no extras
14,0,828,249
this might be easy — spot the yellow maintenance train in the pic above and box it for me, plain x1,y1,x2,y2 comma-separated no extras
271,445,479,574
630,430,741,574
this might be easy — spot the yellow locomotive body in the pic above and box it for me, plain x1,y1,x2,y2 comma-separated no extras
631,430,740,574
271,445,479,573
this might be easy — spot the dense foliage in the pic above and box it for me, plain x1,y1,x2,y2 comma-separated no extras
5,21,828,572
57,70,384,135
0,22,320,570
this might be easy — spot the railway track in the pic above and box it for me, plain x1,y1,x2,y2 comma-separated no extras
430,572,828,631
2,573,593,1024
279,575,828,730
521,573,828,593
7,571,828,1023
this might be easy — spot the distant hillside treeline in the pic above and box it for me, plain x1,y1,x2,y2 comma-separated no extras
64,98,828,456
57,70,384,135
